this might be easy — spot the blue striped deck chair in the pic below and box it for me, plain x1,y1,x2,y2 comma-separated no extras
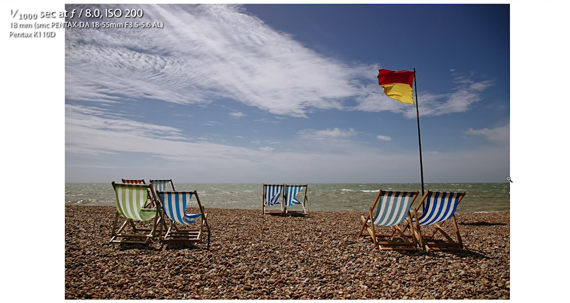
358,190,420,251
262,184,284,214
284,184,309,215
157,190,210,249
110,182,162,245
411,191,467,252
150,179,176,192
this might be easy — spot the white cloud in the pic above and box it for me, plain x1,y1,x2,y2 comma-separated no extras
66,104,252,159
352,72,494,119
230,111,245,118
297,128,357,140
376,135,392,141
259,146,274,152
412,79,494,118
466,123,510,146
66,4,494,121
65,4,371,118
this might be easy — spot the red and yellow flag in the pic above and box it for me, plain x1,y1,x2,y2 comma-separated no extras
377,69,415,104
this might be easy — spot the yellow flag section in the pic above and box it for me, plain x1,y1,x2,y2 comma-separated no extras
377,69,415,105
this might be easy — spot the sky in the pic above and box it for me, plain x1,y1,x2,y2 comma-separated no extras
62,3,510,183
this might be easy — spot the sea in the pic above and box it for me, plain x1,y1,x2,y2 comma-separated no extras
65,183,509,213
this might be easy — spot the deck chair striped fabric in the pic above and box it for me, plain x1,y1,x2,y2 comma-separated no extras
285,185,303,206
121,179,146,184
121,179,152,206
150,179,176,192
262,184,284,214
160,192,202,224
284,184,309,215
412,191,466,251
157,191,210,249
265,184,283,206
110,182,162,245
358,190,420,251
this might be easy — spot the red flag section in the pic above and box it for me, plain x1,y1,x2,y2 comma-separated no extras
377,69,415,104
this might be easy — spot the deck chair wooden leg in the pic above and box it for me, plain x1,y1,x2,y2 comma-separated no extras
434,223,456,243
452,216,463,248
110,212,122,242
414,221,425,250
202,213,211,250
419,218,464,251
369,221,379,249
127,219,138,233
151,213,161,240
111,212,120,235
115,217,130,236
358,214,371,237
398,219,413,238
393,225,413,244
408,218,418,246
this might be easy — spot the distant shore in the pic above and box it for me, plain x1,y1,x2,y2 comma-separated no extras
65,206,509,299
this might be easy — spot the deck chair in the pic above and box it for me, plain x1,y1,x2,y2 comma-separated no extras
150,179,176,192
358,190,420,251
121,179,146,184
110,182,162,245
157,191,211,249
283,184,309,215
410,191,466,252
262,184,284,214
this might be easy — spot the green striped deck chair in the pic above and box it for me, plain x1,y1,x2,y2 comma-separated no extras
358,190,420,251
410,191,466,252
110,182,162,245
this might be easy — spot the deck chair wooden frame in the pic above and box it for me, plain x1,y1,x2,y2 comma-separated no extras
410,191,466,252
262,184,285,215
150,179,176,192
283,184,309,215
110,182,163,245
358,190,420,251
157,190,211,249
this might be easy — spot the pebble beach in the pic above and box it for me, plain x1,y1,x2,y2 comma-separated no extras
65,206,510,299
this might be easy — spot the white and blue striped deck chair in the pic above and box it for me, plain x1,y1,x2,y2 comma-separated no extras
157,190,210,249
358,190,420,251
411,191,466,251
110,182,162,245
262,184,284,214
284,184,309,215
150,179,176,192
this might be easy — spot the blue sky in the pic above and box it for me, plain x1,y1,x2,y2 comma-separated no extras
63,3,510,183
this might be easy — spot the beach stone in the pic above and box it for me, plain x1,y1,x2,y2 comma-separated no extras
65,206,510,299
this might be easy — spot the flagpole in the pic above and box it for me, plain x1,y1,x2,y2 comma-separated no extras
413,68,425,196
